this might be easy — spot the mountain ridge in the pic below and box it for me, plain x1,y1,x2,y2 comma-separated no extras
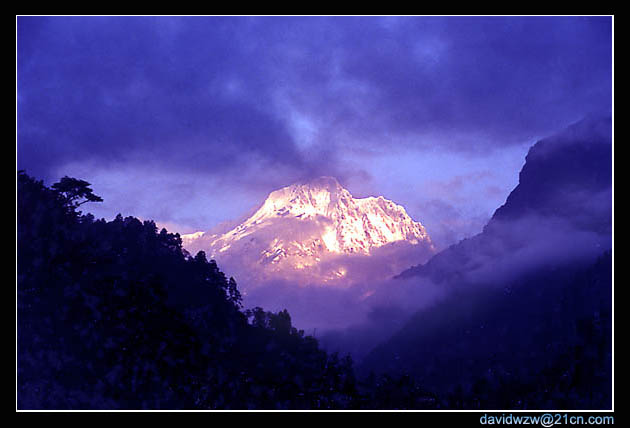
396,114,612,282
358,115,612,405
183,176,435,285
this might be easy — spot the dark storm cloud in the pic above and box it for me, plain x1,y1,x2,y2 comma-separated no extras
18,16,611,184
17,17,308,183
247,16,612,150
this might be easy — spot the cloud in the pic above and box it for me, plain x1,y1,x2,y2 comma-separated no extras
239,262,445,337
316,203,612,361
415,198,490,250
18,16,611,183
17,16,612,255
274,16,612,151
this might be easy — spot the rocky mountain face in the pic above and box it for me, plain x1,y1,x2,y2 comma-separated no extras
182,176,435,286
359,115,612,405
397,114,612,283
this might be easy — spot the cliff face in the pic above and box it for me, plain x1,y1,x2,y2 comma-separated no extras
397,115,612,283
359,116,613,407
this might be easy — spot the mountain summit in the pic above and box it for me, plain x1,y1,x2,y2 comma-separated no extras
396,114,612,282
183,177,434,285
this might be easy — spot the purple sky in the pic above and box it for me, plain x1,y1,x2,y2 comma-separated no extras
17,16,612,249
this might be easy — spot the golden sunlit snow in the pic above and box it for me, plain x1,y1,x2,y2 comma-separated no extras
183,177,435,285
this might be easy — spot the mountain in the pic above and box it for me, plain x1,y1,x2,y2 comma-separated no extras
359,115,612,408
17,171,360,409
183,176,435,286
397,114,612,283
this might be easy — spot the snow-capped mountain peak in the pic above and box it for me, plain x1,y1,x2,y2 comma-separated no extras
213,176,431,255
183,176,435,285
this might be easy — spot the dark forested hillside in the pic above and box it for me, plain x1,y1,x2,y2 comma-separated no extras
360,116,613,409
361,253,612,409
17,171,359,409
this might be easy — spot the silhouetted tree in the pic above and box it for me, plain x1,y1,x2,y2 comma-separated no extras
52,176,103,208
17,171,360,410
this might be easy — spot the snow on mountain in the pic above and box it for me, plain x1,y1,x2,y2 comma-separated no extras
181,231,205,246
183,176,435,285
